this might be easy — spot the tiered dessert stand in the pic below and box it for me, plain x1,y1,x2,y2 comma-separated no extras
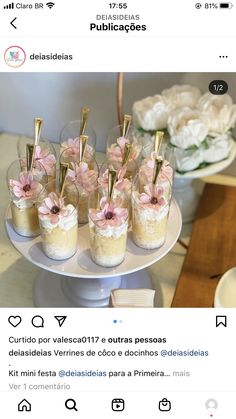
5,199,182,307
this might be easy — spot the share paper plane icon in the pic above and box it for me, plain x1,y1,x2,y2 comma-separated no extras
54,316,67,327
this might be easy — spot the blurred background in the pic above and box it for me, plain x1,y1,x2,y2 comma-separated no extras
1,72,236,153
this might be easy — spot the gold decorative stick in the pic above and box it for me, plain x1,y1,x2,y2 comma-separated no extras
80,107,90,135
152,158,163,185
59,162,69,197
34,117,43,147
154,131,164,154
26,118,43,171
108,169,117,203
26,144,34,172
117,73,124,126
79,135,88,163
122,143,132,166
122,114,132,137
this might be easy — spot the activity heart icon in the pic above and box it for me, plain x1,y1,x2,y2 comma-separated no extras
8,316,22,327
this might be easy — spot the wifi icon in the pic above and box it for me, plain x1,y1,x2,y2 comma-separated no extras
46,2,55,8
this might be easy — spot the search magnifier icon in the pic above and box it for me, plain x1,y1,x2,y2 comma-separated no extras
65,398,78,411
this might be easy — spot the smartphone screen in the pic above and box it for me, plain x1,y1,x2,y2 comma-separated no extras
0,1,235,417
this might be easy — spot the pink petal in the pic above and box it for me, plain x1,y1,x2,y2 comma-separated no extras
35,145,42,159
117,137,128,149
45,197,54,209
144,184,153,197
10,179,21,188
158,197,165,206
139,193,151,204
147,160,155,169
51,215,59,224
114,207,128,219
155,186,164,197
100,197,109,210
38,206,50,214
80,162,89,173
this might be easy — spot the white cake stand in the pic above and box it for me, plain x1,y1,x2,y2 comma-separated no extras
173,143,236,223
5,199,182,307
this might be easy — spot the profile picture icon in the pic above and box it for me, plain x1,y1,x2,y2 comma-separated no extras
4,45,26,68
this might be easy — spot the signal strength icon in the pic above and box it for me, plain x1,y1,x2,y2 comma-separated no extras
46,2,55,8
4,2,14,9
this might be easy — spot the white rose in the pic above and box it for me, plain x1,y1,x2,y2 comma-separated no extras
168,107,208,149
198,93,236,136
132,94,170,131
202,134,233,163
174,148,203,172
162,84,201,111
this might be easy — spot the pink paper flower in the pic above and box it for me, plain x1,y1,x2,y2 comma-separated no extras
60,138,93,159
89,197,128,229
98,166,131,192
9,172,39,199
38,192,71,224
107,136,141,163
141,153,173,184
34,145,56,173
139,184,165,209
67,162,97,193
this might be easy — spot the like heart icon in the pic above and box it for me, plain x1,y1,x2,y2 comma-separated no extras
8,316,22,327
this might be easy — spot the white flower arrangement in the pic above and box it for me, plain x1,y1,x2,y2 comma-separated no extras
133,85,236,173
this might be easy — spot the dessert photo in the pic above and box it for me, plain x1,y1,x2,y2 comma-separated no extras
0,72,236,308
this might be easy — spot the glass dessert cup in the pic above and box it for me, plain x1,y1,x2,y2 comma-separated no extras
88,188,129,268
59,120,96,164
37,179,79,260
7,159,47,238
17,136,57,190
106,124,143,167
139,145,175,201
98,160,137,226
131,173,172,250
60,149,99,224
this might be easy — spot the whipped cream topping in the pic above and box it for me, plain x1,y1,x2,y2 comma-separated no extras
39,204,77,231
89,217,128,239
132,191,169,221
12,198,36,209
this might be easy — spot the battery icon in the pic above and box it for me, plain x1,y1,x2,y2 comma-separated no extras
219,2,233,7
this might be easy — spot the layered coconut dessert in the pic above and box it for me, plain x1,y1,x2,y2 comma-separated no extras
89,196,129,267
132,183,169,249
9,172,42,237
38,192,78,260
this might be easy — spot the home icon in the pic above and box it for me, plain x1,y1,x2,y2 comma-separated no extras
18,399,31,412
